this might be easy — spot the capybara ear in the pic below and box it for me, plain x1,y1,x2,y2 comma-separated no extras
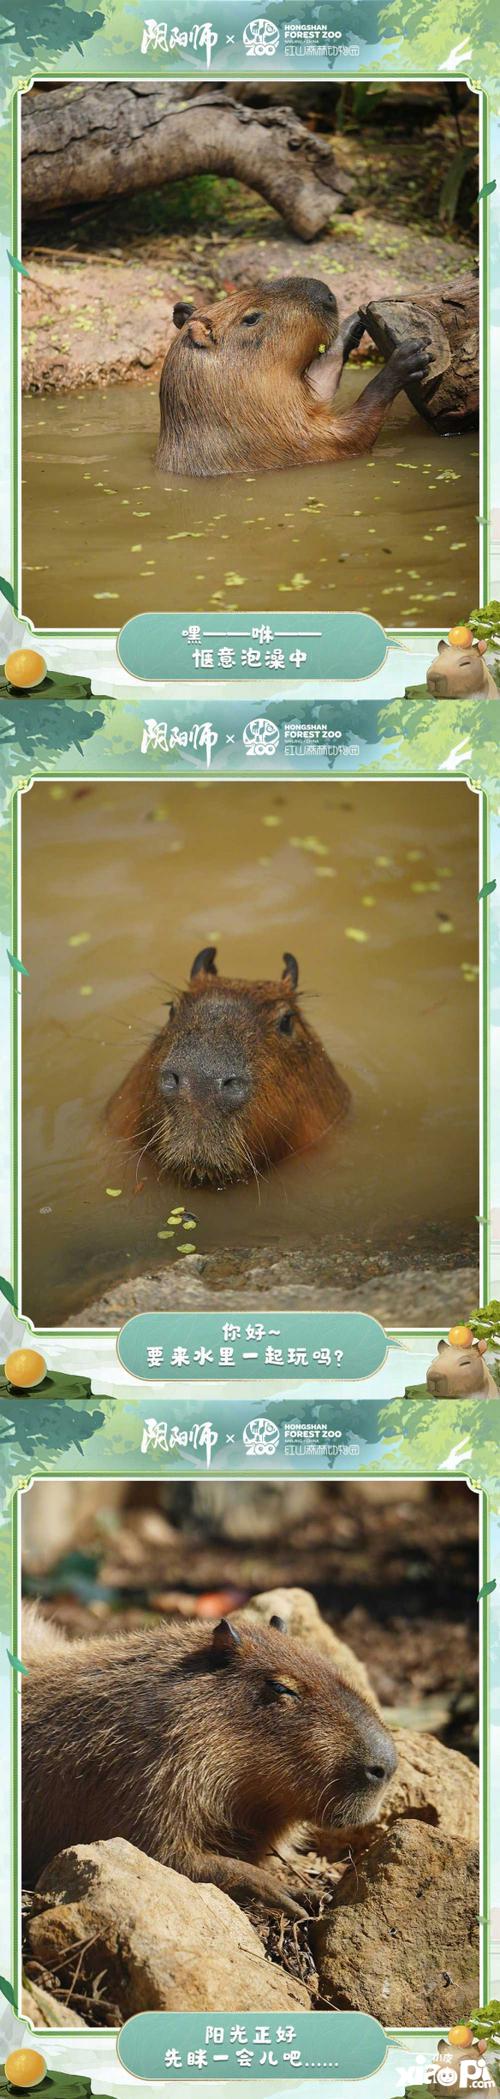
477,638,488,655
270,1613,288,1633
212,1618,241,1656
437,640,447,655
282,952,299,991
437,1338,447,1353
190,946,218,979
173,299,195,330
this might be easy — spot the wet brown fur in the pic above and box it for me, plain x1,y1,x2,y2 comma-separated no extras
106,952,350,1187
22,1605,396,1913
157,277,432,477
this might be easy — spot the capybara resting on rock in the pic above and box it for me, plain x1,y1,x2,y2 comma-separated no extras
22,1605,396,1911
107,946,350,1186
157,276,433,476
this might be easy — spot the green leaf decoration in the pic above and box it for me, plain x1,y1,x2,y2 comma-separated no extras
0,577,16,610
478,879,497,898
6,952,28,977
0,669,107,763
6,1650,28,1674
6,252,30,281
0,3,105,62
478,1578,497,1599
0,1276,16,1308
0,1979,15,2008
478,179,497,200
0,2073,101,2099
0,1368,109,1461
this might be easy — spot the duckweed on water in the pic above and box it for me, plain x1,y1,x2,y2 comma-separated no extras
23,371,477,626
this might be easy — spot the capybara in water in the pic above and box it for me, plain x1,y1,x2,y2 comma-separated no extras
22,1605,396,1910
426,1338,498,1399
107,946,350,1186
427,638,498,700
157,276,433,476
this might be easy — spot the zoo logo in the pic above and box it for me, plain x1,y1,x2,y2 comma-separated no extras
243,1416,280,1457
243,716,280,757
243,17,280,56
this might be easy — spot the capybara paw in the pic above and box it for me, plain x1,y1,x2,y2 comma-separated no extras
342,311,366,356
391,335,433,386
259,1880,308,1920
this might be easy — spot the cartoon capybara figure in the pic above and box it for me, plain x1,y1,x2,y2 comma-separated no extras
435,2037,492,2091
157,276,433,476
426,1338,498,1399
107,947,350,1186
427,638,498,700
23,1604,396,1906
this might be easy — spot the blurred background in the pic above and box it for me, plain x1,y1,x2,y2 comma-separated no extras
22,1476,479,1762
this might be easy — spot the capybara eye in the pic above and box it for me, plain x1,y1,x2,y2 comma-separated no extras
168,1001,176,1018
267,1678,300,1699
240,311,263,327
278,1010,294,1037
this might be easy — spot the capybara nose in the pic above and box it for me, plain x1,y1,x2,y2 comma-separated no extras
363,1722,397,1789
428,677,448,697
160,1057,250,1110
187,316,214,348
220,1073,251,1110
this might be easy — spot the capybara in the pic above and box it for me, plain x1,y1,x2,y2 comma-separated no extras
107,946,350,1186
426,638,498,701
426,1338,498,1399
157,276,433,476
22,1605,397,1911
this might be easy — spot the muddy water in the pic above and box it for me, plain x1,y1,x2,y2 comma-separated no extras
22,778,479,1327
22,372,478,628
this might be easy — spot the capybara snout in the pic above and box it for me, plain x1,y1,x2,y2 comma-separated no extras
107,945,351,1187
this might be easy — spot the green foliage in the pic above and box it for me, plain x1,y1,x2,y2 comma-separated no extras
0,670,109,765
376,1392,500,1492
0,2,105,60
0,1368,108,1461
469,1301,500,1348
469,602,500,645
469,2004,500,2045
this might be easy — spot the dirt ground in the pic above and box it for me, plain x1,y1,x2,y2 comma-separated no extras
22,110,478,392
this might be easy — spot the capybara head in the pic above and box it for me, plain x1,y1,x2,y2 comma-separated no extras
427,637,491,698
158,276,340,475
108,947,350,1186
192,1613,397,1831
426,1337,489,1398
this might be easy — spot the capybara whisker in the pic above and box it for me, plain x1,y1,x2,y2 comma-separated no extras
107,945,350,1190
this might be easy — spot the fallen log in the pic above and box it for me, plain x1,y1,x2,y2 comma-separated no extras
363,272,479,430
22,81,354,239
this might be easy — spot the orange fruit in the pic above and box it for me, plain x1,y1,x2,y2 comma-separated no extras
448,1325,473,1348
448,2028,474,2049
4,648,46,689
5,2053,46,2089
4,1347,46,1389
447,626,473,649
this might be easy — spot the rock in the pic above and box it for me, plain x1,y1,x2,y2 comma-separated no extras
311,1823,479,2025
240,1587,377,1707
320,1725,479,1864
381,1728,479,1844
30,1840,311,2017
